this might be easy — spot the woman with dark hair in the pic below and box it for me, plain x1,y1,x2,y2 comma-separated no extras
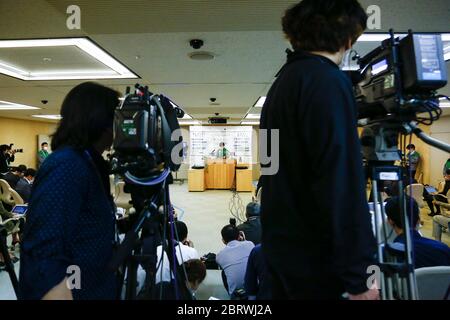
19,82,119,300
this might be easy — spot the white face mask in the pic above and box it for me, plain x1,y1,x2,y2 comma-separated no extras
43,146,48,151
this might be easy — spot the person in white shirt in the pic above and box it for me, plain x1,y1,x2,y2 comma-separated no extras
216,224,255,297
136,220,199,292
155,221,199,283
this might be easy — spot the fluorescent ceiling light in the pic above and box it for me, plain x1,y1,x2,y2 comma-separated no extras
241,121,260,125
179,120,201,126
357,33,407,42
444,52,450,61
32,114,62,120
254,96,266,108
357,33,450,43
245,114,260,119
0,38,138,80
0,100,40,110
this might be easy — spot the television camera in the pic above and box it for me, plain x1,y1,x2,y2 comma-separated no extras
109,84,192,300
349,30,450,300
350,30,449,162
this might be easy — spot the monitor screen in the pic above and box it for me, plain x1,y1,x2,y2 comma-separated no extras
11,204,27,216
371,59,389,76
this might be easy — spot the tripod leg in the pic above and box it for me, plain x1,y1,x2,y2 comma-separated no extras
0,231,19,298
125,258,138,300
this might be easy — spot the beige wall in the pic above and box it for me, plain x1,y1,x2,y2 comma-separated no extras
429,116,450,186
0,117,56,169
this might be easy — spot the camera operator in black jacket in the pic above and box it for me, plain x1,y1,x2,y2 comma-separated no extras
260,0,378,300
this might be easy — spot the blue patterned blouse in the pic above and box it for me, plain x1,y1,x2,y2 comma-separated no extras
19,147,116,300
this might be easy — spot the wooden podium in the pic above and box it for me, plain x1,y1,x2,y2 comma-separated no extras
236,167,253,192
188,169,205,192
188,159,253,192
205,158,236,190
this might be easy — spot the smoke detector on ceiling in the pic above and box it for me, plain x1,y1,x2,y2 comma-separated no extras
188,51,215,61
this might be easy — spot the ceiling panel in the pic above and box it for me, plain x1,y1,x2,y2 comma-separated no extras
91,31,287,84
0,0,448,123
0,46,111,73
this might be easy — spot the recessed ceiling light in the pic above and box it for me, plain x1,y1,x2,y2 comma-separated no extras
254,96,266,108
0,38,138,80
179,120,201,126
32,114,62,120
241,121,260,125
0,100,40,110
441,34,450,41
188,51,215,61
245,114,260,119
444,52,450,61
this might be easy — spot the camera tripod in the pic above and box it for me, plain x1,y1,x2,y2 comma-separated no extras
109,177,192,300
369,164,418,300
0,225,19,298
363,120,450,300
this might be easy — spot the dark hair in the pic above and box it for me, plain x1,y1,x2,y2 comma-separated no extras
407,144,416,150
221,224,240,243
175,221,188,241
385,196,419,230
15,165,27,173
183,259,206,284
282,0,367,53
51,82,119,151
24,168,36,177
0,145,8,152
220,142,225,147
41,142,48,147
246,202,261,217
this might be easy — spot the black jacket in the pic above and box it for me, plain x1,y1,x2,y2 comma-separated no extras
260,50,376,296
237,217,262,245
0,152,9,174
15,177,32,203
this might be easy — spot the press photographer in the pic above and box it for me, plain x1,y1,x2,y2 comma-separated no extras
0,144,19,174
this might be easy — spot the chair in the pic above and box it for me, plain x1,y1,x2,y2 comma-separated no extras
405,184,425,208
9,188,24,205
0,179,14,206
415,266,450,300
109,175,116,198
114,181,132,210
433,189,450,215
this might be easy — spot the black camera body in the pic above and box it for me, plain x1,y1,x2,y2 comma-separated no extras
8,144,23,153
349,31,447,162
112,85,184,180
352,33,447,120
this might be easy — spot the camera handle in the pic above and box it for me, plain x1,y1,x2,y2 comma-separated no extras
407,122,450,153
